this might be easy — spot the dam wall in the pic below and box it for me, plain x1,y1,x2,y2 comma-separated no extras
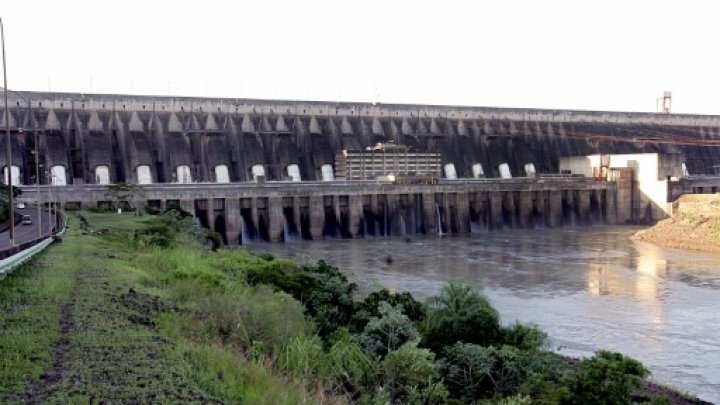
1,91,720,189
17,178,617,244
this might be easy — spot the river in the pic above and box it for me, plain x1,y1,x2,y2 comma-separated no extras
245,226,720,402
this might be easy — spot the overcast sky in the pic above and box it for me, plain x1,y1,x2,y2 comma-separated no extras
3,0,719,114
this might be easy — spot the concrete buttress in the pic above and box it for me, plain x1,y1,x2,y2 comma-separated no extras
225,198,241,245
268,197,284,242
309,196,325,239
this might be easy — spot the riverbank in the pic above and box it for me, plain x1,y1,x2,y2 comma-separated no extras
633,194,720,254
0,211,711,403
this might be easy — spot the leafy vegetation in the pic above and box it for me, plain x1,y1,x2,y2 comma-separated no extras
0,210,699,404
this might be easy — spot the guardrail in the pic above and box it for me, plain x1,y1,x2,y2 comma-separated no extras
0,211,67,280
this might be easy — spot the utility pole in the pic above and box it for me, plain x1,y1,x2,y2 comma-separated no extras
1,17,14,246
34,129,41,238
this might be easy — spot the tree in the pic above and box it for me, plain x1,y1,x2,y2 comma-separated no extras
441,342,496,399
561,351,649,405
360,302,419,358
104,182,145,215
422,282,502,354
382,341,447,404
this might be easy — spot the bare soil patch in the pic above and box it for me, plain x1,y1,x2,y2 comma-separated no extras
633,194,720,254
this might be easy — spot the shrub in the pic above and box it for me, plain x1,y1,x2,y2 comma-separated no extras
382,341,446,404
352,289,426,332
422,282,502,354
561,351,649,405
246,260,357,338
323,328,379,396
502,322,548,351
441,342,496,399
359,302,419,358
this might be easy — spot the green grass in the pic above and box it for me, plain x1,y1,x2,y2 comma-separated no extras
0,212,319,404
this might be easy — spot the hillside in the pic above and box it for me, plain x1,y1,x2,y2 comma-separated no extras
633,194,720,254
0,210,710,404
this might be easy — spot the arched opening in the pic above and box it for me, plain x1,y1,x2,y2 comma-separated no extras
214,164,230,183
176,165,192,183
524,163,536,177
321,164,335,181
251,164,265,181
444,163,457,179
287,164,301,182
136,165,153,184
498,163,512,179
472,163,485,179
3,165,21,186
95,165,110,185
50,165,67,186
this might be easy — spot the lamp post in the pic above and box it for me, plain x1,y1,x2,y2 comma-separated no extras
1,17,13,246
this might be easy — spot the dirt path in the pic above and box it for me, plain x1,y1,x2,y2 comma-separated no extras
25,274,81,402
2,228,219,403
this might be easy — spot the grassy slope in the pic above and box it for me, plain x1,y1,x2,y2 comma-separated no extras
0,212,314,404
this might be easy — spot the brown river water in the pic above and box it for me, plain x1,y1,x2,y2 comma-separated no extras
246,226,720,402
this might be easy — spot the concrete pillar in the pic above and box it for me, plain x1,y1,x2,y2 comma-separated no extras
349,194,364,237
518,192,533,228
614,169,633,224
578,190,590,225
422,193,437,234
268,197,284,242
456,192,470,233
489,191,503,230
476,192,488,228
333,196,342,230
604,188,617,224
205,199,215,232
179,200,195,217
225,198,241,245
547,191,562,228
386,193,400,235
309,196,325,240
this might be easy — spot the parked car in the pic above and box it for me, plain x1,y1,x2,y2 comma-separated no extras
22,215,32,225
16,202,25,208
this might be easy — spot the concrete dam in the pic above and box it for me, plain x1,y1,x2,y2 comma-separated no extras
3,91,720,243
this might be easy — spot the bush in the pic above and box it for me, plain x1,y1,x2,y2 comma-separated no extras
382,341,447,404
246,259,357,338
561,351,649,405
359,302,419,358
323,328,379,396
502,322,548,351
441,342,496,399
422,282,502,354
352,289,426,332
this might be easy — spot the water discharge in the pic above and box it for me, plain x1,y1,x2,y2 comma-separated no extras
247,226,720,403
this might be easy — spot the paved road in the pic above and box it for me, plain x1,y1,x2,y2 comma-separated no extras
0,208,55,249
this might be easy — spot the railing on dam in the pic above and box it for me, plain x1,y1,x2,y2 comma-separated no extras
0,211,67,279
16,176,609,202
